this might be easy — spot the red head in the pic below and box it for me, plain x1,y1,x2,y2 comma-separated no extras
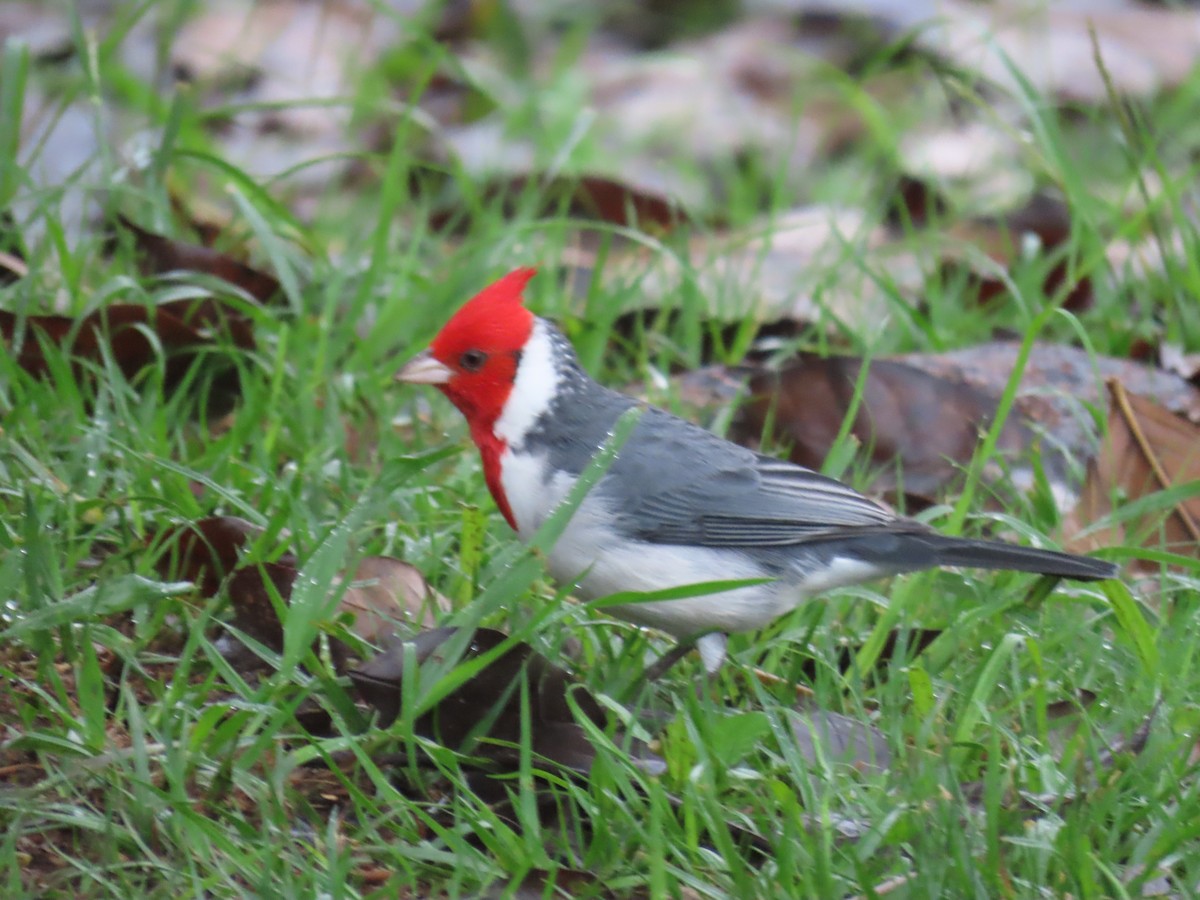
396,269,539,529
397,268,537,429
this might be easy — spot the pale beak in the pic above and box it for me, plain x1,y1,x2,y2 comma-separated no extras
395,350,453,385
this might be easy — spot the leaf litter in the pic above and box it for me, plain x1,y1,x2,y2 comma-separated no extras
3,0,1196,892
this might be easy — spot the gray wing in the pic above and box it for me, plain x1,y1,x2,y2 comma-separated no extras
608,409,902,548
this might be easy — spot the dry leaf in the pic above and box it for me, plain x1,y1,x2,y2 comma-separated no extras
349,627,610,772
898,121,1032,208
605,205,895,328
117,216,282,305
426,173,691,235
150,515,289,598
0,303,253,410
221,552,449,674
334,555,451,643
226,561,298,656
793,0,1200,103
170,0,402,198
731,353,1034,500
1065,379,1200,563
924,0,1200,103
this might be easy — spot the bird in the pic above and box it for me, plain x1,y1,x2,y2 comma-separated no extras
396,268,1118,674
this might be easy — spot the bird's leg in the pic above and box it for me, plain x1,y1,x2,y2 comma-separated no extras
640,639,698,685
635,631,728,688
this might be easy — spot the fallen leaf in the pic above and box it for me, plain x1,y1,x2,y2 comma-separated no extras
349,627,609,772
333,555,451,643
427,173,691,235
1065,379,1200,563
117,216,282,304
898,121,1031,210
220,553,450,673
604,204,894,328
731,353,1034,500
1157,343,1200,386
439,16,888,215
0,3,74,59
811,0,1200,102
885,174,952,231
150,515,286,597
169,0,402,200
886,179,1093,311
672,340,1200,512
896,342,1200,425
0,303,253,408
926,0,1200,103
225,561,300,659
895,342,1200,504
0,211,26,285
946,192,1093,312
1044,688,1099,722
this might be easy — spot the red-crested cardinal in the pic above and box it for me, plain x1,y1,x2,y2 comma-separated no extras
397,269,1117,672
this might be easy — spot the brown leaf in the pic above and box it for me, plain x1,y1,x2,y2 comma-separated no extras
226,562,300,658
427,172,691,235
885,175,951,230
950,193,1092,312
898,341,1200,427
117,216,282,304
1045,688,1099,722
886,181,1092,312
222,554,448,674
1065,380,1200,563
0,304,252,405
673,342,1200,513
897,342,1200,507
150,515,287,598
333,556,451,644
349,627,611,773
731,353,1032,499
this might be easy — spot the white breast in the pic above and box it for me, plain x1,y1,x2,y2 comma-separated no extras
498,449,793,637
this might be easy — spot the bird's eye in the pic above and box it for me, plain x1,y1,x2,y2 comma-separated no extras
459,349,488,372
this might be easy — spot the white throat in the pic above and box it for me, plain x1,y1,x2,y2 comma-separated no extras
494,317,559,448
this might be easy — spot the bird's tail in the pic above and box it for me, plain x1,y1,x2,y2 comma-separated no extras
921,535,1117,581
820,529,1117,582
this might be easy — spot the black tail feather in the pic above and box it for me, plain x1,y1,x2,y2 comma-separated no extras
923,535,1117,581
817,529,1119,582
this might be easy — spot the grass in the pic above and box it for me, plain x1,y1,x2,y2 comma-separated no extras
3,2,1199,897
